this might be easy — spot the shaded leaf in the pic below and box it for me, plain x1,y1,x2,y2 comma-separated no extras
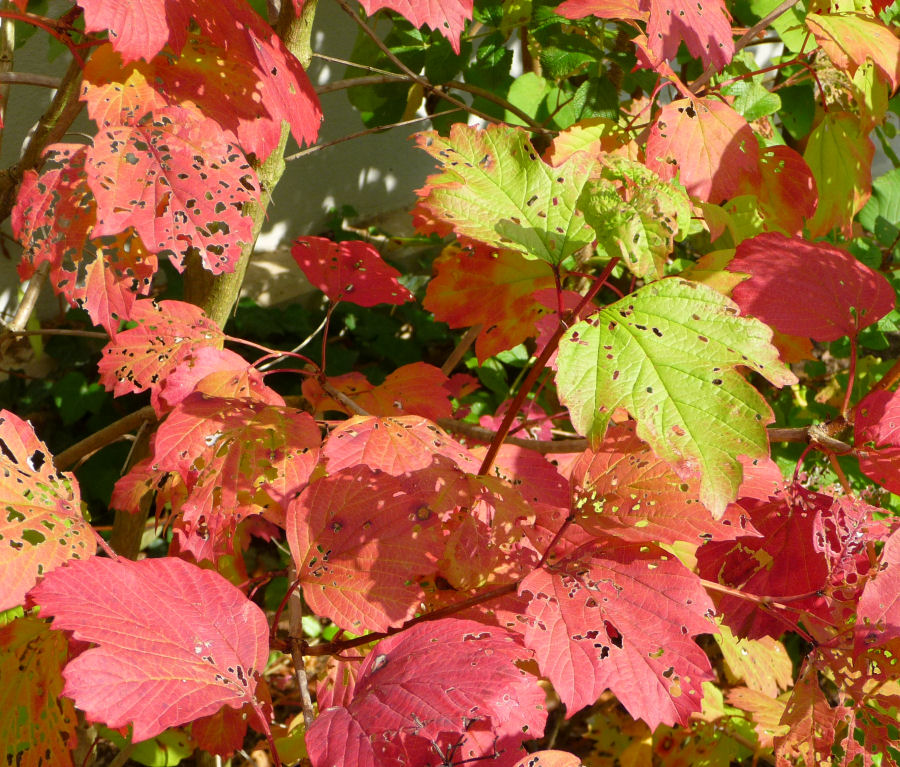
647,98,759,203
307,618,546,767
741,145,817,236
556,277,795,515
291,237,413,307
29,556,271,741
287,467,442,632
0,617,77,767
728,232,894,342
0,411,94,612
416,124,596,265
807,12,900,92
423,245,556,362
518,540,716,728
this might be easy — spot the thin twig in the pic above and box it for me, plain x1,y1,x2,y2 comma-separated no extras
441,324,481,376
321,380,371,416
5,261,49,333
0,71,61,88
287,567,316,729
54,405,156,471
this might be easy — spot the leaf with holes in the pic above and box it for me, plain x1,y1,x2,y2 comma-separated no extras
578,155,696,279
291,237,413,307
358,0,474,54
739,146,817,235
323,415,482,476
556,277,795,515
306,618,546,767
152,393,321,551
0,411,94,612
86,105,259,272
0,616,77,767
423,245,557,362
286,467,442,633
855,388,900,496
512,753,585,767
29,556,271,741
517,539,716,728
647,98,759,203
416,124,596,265
806,13,900,92
571,422,759,544
97,299,224,409
557,0,734,71
728,232,894,342
857,529,900,646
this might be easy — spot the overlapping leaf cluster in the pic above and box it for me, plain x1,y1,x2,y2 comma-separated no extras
2,0,900,765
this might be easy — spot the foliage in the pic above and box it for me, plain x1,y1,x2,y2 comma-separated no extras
1,0,900,765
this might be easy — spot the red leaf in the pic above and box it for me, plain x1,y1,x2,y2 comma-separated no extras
0,411,94,612
517,541,715,727
97,299,224,407
728,232,894,342
306,619,546,767
858,529,900,646
571,423,759,544
287,467,443,632
291,237,413,307
511,752,584,767
357,0,473,54
741,145,818,236
77,0,192,62
557,0,734,71
323,415,481,475
855,388,900,495
86,105,259,272
29,556,270,741
424,245,556,363
647,98,759,203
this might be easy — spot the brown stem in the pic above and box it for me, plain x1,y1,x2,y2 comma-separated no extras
0,71,60,88
55,405,156,471
287,567,316,729
441,324,481,376
4,261,49,333
0,1,15,154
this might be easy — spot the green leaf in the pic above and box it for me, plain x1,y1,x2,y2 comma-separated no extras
579,157,696,279
778,84,816,140
556,278,796,515
724,80,782,122
859,167,900,245
506,72,550,125
750,0,808,51
416,124,596,264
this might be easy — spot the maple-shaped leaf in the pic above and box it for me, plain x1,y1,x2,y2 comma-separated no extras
77,0,193,62
804,112,874,238
416,124,596,265
80,44,169,126
86,105,259,272
728,232,894,342
307,618,546,767
696,487,835,639
303,362,452,421
557,0,734,71
646,98,760,203
0,616,77,766
29,556,270,741
152,393,321,544
578,156,695,279
741,145,817,236
807,13,900,92
556,277,796,515
287,466,442,632
323,415,481,475
423,244,557,363
0,411,95,612
291,237,413,307
358,0,473,54
517,539,716,728
571,422,759,544
855,388,900,496
98,299,224,408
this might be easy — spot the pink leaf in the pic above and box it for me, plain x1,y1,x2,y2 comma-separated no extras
291,237,413,307
29,556,270,741
855,389,900,495
647,98,759,203
728,232,894,342
517,541,715,728
357,0,473,54
858,529,900,646
306,619,546,767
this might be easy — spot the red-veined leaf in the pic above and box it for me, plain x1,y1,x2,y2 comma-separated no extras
728,232,894,342
86,105,259,272
855,388,900,495
98,299,224,408
287,467,442,633
517,540,716,728
0,411,94,612
291,237,413,307
29,556,271,741
647,98,759,203
357,0,473,54
423,245,556,362
306,618,546,767
0,616,77,766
